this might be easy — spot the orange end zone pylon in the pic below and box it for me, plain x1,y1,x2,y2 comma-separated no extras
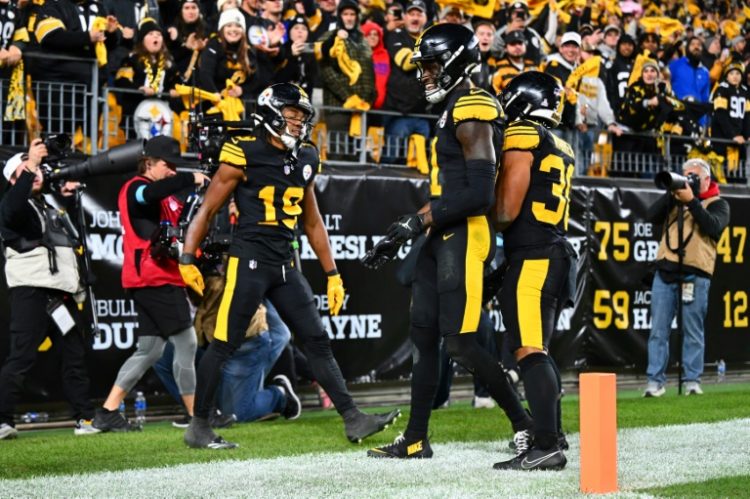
579,373,618,494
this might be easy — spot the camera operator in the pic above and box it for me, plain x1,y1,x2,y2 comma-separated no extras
92,136,209,432
644,159,730,398
0,139,99,440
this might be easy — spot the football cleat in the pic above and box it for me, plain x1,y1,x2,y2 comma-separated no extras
184,416,238,450
367,433,433,459
344,409,401,443
493,446,567,471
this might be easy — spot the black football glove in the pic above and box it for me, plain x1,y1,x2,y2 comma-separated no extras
386,214,424,243
360,235,404,270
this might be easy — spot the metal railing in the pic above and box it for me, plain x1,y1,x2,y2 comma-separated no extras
586,130,750,183
2,62,749,183
0,53,99,153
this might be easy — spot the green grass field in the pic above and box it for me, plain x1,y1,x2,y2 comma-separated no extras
2,382,749,497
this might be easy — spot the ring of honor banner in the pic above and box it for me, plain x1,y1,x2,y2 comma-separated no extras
1,164,748,403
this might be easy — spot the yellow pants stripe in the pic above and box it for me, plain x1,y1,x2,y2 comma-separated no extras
213,256,239,342
517,259,550,349
460,216,490,333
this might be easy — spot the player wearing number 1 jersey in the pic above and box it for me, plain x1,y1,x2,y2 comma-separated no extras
367,24,533,460
493,71,576,471
178,83,399,449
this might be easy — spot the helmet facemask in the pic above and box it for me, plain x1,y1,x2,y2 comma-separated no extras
413,44,478,103
263,108,313,150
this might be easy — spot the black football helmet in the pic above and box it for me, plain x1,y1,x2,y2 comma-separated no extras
411,24,480,104
499,71,564,128
256,83,315,148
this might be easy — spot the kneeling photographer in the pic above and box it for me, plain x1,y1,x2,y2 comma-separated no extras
93,136,209,432
0,139,99,440
644,159,730,398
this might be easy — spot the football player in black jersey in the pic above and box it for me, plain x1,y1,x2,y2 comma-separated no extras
492,71,575,471
178,83,399,449
367,24,533,460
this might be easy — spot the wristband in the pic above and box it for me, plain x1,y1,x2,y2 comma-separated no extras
179,253,198,265
325,269,339,276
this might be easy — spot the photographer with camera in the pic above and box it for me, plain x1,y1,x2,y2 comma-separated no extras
0,139,99,440
644,159,730,398
92,136,209,432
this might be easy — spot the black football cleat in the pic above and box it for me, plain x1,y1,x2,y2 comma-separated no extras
184,416,238,450
493,446,567,471
344,409,401,443
367,433,433,458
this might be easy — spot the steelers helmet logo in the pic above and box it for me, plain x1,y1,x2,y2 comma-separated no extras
303,164,313,181
258,87,273,107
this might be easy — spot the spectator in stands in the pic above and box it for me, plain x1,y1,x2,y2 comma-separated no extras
275,16,317,95
616,60,673,168
0,0,29,144
317,0,375,135
384,3,405,33
103,0,140,80
709,35,746,83
243,0,286,97
598,24,620,61
710,62,750,172
303,0,339,41
575,44,622,174
638,32,659,57
361,20,389,110
33,0,120,134
605,33,636,117
437,5,464,25
495,0,548,65
471,20,498,93
198,9,255,100
115,18,181,116
644,158,730,397
0,141,99,440
491,30,538,96
701,35,721,73
669,36,710,126
544,32,580,146
167,0,208,81
382,0,428,152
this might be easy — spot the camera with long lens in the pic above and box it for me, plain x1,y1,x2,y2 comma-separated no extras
654,171,701,198
40,135,146,191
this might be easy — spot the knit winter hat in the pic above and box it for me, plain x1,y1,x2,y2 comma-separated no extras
218,8,246,32
138,17,162,42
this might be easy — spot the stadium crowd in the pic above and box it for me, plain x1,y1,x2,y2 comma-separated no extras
0,0,749,178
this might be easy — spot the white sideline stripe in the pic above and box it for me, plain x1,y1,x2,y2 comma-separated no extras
2,418,749,498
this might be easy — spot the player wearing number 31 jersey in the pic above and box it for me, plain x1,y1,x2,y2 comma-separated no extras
493,71,576,471
179,83,399,449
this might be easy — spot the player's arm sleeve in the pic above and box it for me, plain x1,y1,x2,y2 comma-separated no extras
430,96,499,228
217,139,248,169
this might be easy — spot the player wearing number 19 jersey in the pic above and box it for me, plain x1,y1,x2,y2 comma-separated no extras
178,83,399,449
493,71,576,471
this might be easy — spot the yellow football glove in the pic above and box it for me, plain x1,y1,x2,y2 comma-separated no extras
179,263,204,296
327,272,345,316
